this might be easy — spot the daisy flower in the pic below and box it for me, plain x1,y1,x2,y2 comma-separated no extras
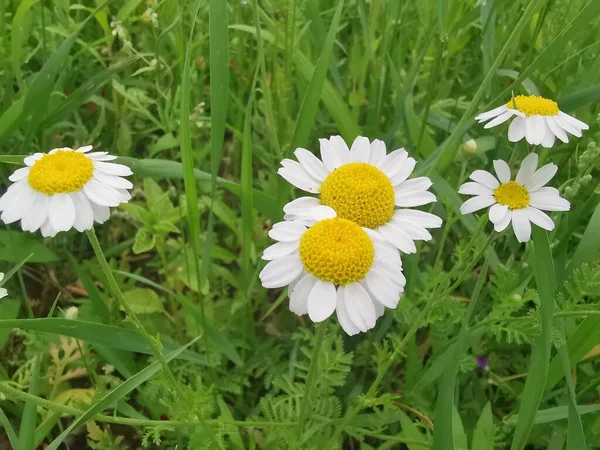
0,273,7,300
475,95,589,148
278,136,442,254
458,153,570,243
0,146,133,238
259,213,405,336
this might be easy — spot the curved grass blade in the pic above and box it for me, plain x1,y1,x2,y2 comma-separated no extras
0,406,21,450
19,354,41,450
44,337,200,450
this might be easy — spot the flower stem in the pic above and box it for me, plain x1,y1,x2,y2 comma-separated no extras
297,321,327,438
85,228,223,449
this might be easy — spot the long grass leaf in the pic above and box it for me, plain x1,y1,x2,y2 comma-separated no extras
0,406,21,450
505,404,600,425
19,354,41,450
510,228,555,450
44,338,199,450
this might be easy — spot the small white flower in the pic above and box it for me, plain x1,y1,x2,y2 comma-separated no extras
0,146,133,237
278,136,442,255
102,364,115,375
65,306,79,320
0,273,7,300
260,214,405,336
476,95,589,148
458,153,570,243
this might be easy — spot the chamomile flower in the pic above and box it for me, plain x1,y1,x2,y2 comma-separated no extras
459,153,570,243
0,146,133,238
476,95,589,148
278,136,442,254
0,273,7,300
260,213,405,336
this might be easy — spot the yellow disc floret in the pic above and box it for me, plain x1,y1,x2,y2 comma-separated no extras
494,181,530,210
506,95,559,116
28,150,94,195
299,218,374,286
320,163,395,229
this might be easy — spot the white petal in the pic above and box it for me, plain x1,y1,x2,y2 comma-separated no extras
8,167,30,182
91,203,111,224
393,209,442,228
390,215,432,241
0,183,38,224
319,138,343,172
395,177,433,196
268,221,307,242
336,287,360,336
49,194,76,232
70,191,94,232
469,170,499,189
92,170,133,190
262,240,299,260
545,116,568,144
330,135,350,159
83,180,121,207
458,182,493,196
494,209,512,232
488,203,509,224
24,153,44,167
515,153,539,185
307,280,337,323
529,188,570,211
525,116,545,145
93,161,133,176
379,148,408,179
525,207,555,231
311,205,336,221
373,240,402,267
40,219,57,237
289,274,318,316
377,222,417,254
483,110,514,129
493,160,511,183
371,259,405,288
21,193,49,232
76,145,94,153
278,160,321,193
525,163,557,192
475,105,507,122
366,269,402,308
294,148,329,181
508,116,526,142
558,111,589,131
283,197,321,215
349,136,371,163
540,124,556,148
259,254,304,289
554,113,582,137
460,195,496,215
395,191,436,207
511,209,532,243
343,282,377,332
389,157,416,187
369,139,387,166
88,153,118,161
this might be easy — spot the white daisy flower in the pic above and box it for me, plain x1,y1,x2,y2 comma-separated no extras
475,95,589,148
0,273,7,300
278,136,443,255
259,213,405,336
0,146,133,238
458,153,570,243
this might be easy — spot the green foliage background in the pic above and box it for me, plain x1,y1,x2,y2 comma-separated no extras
0,0,600,449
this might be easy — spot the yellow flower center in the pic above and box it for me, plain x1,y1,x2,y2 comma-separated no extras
506,95,559,116
299,218,374,286
28,150,94,195
493,181,530,210
320,163,395,229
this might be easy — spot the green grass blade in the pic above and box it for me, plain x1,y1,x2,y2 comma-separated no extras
288,0,345,154
511,228,555,450
566,201,600,277
558,83,600,111
19,354,41,450
0,406,21,450
430,0,542,173
44,337,199,450
471,402,494,450
0,319,205,363
505,404,600,426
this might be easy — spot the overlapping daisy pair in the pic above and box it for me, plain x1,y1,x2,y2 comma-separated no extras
260,136,441,335
0,146,133,237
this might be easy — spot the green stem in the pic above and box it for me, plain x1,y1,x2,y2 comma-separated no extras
85,228,223,449
297,321,327,438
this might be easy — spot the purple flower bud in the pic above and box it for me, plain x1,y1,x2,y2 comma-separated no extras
476,355,489,371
